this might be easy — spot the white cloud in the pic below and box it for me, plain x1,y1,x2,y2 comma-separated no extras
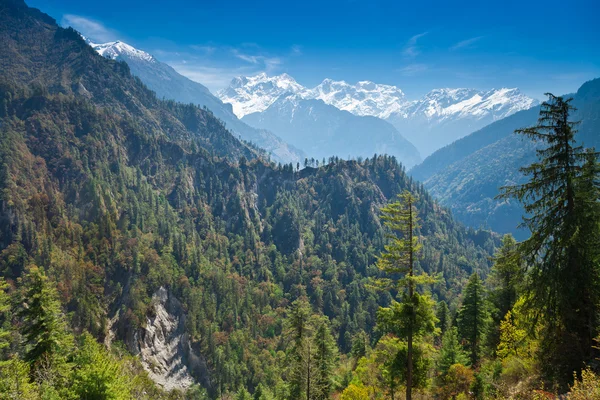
231,49,282,71
291,45,302,56
190,45,217,55
402,32,428,58
398,63,429,76
169,63,257,93
450,36,484,51
61,14,118,42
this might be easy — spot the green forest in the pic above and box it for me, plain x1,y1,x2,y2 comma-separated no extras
1,0,600,399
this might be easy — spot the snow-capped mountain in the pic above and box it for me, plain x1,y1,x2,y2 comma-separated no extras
86,39,305,164
87,39,156,63
218,73,305,118
387,87,538,155
400,87,537,123
243,94,421,168
308,79,407,118
217,74,408,119
218,73,538,156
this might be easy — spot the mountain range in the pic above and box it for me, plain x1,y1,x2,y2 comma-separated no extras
411,78,600,239
219,73,538,156
243,93,421,167
86,39,305,164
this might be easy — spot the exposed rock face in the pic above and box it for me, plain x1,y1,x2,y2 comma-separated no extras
127,287,210,391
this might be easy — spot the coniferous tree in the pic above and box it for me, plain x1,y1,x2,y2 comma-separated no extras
457,273,489,366
373,191,438,400
0,278,9,357
486,234,524,352
286,299,316,400
499,94,600,386
16,266,73,384
437,326,469,376
72,333,130,399
436,301,451,339
313,317,338,400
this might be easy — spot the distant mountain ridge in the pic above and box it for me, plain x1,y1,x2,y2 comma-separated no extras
86,40,305,164
243,94,422,167
219,73,538,156
412,78,600,239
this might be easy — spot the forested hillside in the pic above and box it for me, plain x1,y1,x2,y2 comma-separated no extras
3,1,599,399
0,0,497,398
411,78,600,238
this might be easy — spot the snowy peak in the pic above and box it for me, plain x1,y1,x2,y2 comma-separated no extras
86,39,156,63
218,73,306,117
307,79,407,118
218,73,537,123
407,87,538,121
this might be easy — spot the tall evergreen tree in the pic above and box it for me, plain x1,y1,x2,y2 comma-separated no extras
313,317,338,400
435,301,451,339
457,273,489,366
437,326,469,376
499,94,600,386
286,299,316,400
486,234,524,352
16,266,73,379
373,191,438,400
0,278,9,357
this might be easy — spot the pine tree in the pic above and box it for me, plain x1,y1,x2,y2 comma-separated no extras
499,94,600,385
286,299,316,400
438,327,469,375
457,273,489,366
436,301,451,339
486,234,524,352
373,191,438,400
236,387,252,400
0,278,9,357
17,266,73,380
72,333,130,399
313,317,337,400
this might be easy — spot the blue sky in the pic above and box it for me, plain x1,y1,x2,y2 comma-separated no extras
29,0,600,99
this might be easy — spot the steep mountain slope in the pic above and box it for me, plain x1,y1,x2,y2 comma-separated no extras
243,94,422,167
417,78,600,238
86,40,304,164
410,105,542,182
387,87,538,156
219,74,537,156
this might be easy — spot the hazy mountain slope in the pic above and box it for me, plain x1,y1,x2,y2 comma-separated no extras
420,78,600,238
410,105,542,182
87,41,305,164
243,95,422,167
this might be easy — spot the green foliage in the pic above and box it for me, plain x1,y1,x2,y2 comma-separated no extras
340,383,370,400
457,273,490,365
437,327,469,376
435,300,451,339
0,2,501,398
16,266,74,388
486,234,524,352
0,357,40,400
440,364,474,400
285,300,338,400
497,310,527,360
374,191,438,399
71,333,130,400
499,94,600,387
